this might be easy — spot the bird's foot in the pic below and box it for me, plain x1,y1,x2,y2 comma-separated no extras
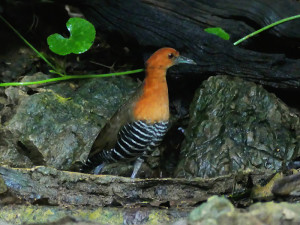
131,157,144,178
93,162,106,175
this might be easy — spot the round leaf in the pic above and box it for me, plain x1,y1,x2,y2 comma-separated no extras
47,17,96,56
204,27,230,40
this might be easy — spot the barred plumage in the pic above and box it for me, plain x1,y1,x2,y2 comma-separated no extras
89,121,168,165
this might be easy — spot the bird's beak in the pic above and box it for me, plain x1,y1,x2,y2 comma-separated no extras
174,56,196,65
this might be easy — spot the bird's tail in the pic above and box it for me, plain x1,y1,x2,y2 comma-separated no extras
80,151,106,173
80,148,118,174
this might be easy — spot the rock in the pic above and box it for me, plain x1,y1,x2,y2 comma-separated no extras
184,195,300,225
0,166,257,207
0,203,187,225
246,202,300,225
0,48,38,83
0,72,138,170
188,196,234,224
176,76,300,178
251,172,283,200
272,172,300,196
2,192,300,225
25,217,105,225
0,219,13,225
0,175,7,194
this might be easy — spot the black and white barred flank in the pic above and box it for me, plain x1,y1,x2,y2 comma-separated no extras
89,120,168,167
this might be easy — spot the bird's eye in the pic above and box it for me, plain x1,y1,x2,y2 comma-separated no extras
168,53,174,59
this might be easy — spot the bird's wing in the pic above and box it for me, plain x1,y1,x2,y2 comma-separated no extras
88,84,144,158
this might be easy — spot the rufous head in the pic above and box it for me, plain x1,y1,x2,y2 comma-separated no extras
146,47,196,70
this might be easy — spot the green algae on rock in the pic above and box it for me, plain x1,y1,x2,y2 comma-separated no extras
0,72,138,170
0,203,187,225
0,174,8,193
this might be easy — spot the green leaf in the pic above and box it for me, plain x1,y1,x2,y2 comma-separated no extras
204,27,230,40
47,17,96,56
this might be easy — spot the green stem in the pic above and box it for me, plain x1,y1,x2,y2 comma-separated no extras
0,14,58,74
234,14,300,45
0,69,144,87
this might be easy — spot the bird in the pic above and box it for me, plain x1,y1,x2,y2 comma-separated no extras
84,47,196,178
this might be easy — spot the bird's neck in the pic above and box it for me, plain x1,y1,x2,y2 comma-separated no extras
133,68,169,123
143,68,168,94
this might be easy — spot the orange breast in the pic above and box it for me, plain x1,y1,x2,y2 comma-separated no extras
133,75,169,123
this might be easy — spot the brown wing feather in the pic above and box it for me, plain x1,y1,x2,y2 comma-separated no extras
88,84,144,158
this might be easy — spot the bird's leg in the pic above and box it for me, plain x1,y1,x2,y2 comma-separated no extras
131,157,144,178
93,162,106,175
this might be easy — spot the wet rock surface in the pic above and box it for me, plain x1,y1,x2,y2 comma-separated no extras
176,76,300,178
0,166,261,207
0,73,138,170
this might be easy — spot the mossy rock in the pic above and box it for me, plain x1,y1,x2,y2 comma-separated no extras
0,73,138,170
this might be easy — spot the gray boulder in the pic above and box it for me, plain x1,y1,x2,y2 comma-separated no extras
176,76,300,178
0,72,138,170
